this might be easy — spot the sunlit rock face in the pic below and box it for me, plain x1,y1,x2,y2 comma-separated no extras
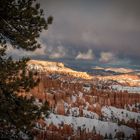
97,74,140,86
28,60,65,72
25,60,140,140
27,60,93,80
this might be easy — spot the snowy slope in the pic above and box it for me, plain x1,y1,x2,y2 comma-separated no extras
102,106,140,123
111,85,140,93
45,113,135,138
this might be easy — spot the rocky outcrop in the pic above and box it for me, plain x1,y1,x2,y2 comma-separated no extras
97,74,140,86
27,60,93,80
27,74,140,116
23,60,140,139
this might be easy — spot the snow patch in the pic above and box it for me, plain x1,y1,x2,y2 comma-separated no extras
45,113,135,137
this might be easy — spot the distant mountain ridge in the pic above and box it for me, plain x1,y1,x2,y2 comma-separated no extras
27,60,140,87
93,66,133,74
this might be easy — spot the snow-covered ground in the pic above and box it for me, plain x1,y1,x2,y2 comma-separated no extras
83,110,99,119
102,106,140,123
45,113,135,138
111,85,140,93
124,103,140,112
69,107,80,117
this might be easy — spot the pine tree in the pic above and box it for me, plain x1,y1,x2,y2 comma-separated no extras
109,133,112,139
92,126,96,134
0,0,53,139
0,0,53,51
104,133,108,139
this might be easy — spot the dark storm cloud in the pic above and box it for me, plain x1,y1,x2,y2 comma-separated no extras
37,0,140,64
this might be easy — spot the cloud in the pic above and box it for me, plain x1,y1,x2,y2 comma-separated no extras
48,44,66,59
75,49,94,60
6,40,47,57
40,0,140,62
99,52,116,63
82,31,100,45
7,0,140,66
99,51,131,66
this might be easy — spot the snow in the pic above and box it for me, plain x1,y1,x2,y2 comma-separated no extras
111,85,140,93
125,103,140,112
64,102,69,113
102,106,140,123
83,110,99,119
71,95,77,103
28,64,44,72
84,102,89,110
69,107,80,117
83,86,91,92
45,113,135,137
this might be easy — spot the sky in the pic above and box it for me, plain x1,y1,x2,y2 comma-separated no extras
10,0,140,69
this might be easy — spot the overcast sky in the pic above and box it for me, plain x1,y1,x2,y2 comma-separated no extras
11,0,140,67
